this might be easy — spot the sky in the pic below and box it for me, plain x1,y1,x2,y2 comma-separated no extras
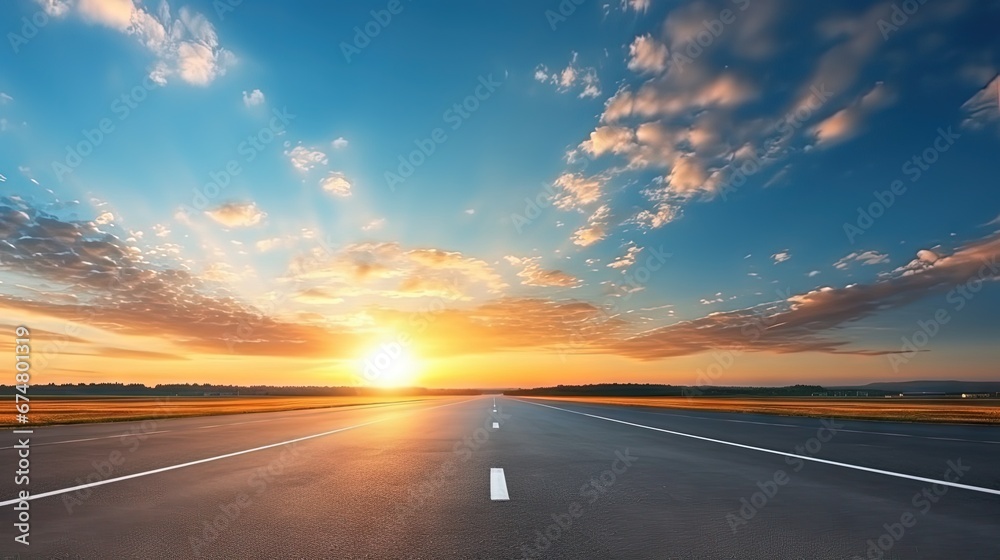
0,0,998,388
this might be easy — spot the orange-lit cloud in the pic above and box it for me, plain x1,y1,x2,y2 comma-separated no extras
2,201,999,383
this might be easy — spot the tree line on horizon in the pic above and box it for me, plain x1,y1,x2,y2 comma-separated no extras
502,383,885,397
0,382,482,396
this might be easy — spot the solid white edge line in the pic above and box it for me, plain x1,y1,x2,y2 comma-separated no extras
518,399,1000,497
619,408,1000,444
0,397,480,507
0,431,171,450
490,468,509,500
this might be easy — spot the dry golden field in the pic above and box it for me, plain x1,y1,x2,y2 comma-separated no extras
2,395,449,427
526,396,1000,424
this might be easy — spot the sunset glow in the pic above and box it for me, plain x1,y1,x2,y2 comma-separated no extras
0,0,997,390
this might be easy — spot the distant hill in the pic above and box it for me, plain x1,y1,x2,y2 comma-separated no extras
832,380,1000,394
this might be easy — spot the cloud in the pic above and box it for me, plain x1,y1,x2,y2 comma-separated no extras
607,244,642,270
602,71,758,123
331,136,349,149
5,201,998,365
255,237,287,252
201,261,241,283
287,146,328,172
700,294,724,305
665,154,717,197
890,249,941,276
633,203,680,229
627,34,669,75
0,201,356,358
44,1,236,86
812,82,896,147
289,242,507,301
505,256,581,288
553,173,604,210
771,251,791,264
205,201,265,227
292,287,344,305
545,0,992,248
572,204,610,247
579,126,636,157
622,0,650,12
77,0,134,29
319,172,352,197
610,234,1000,360
535,52,602,98
362,218,385,232
579,68,602,99
34,0,71,17
242,89,265,107
960,73,999,131
834,250,889,270
366,298,624,359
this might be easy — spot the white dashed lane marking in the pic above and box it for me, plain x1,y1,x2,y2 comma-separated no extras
490,468,509,501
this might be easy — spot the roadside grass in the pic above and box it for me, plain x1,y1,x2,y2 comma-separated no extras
0,395,449,427
523,396,1000,425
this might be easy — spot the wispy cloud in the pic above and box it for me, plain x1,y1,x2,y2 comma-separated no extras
205,201,266,227
242,89,265,107
505,256,581,288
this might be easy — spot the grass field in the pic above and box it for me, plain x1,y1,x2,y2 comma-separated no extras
527,396,1000,424
1,395,450,427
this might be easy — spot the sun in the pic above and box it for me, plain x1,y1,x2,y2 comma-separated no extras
358,342,420,387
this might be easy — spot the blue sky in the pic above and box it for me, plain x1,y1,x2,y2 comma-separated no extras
0,0,998,386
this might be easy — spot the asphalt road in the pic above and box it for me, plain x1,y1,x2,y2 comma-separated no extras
0,396,998,559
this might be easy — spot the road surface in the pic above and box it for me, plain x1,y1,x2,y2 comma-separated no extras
1,396,998,559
